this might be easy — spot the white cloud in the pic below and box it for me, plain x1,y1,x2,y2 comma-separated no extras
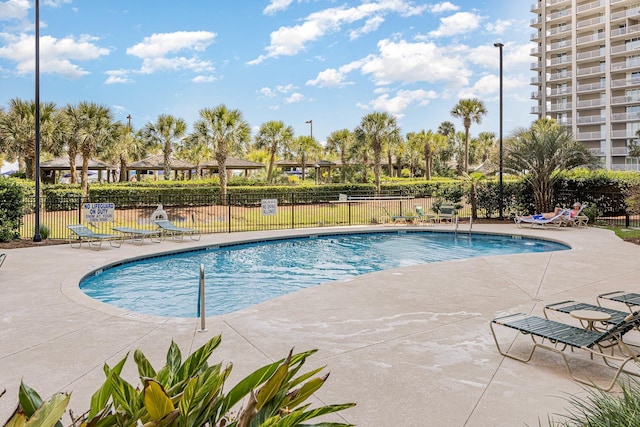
192,75,217,83
259,87,276,97
126,31,216,75
429,2,459,13
43,0,72,7
428,12,482,38
0,33,109,78
306,68,351,88
485,19,513,35
248,0,427,64
264,0,294,15
105,69,133,84
0,0,29,21
285,92,305,103
276,83,296,93
349,15,385,40
357,89,438,116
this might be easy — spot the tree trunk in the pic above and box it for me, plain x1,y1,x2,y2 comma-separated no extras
81,156,89,197
267,151,275,183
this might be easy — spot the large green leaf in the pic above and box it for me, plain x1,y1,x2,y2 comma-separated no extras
282,375,327,410
176,335,221,379
24,393,70,427
143,380,174,420
134,350,156,380
255,350,292,411
4,410,26,427
165,341,182,386
17,382,43,417
109,374,140,416
88,354,128,419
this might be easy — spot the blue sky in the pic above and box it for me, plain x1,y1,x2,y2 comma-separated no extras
0,0,534,170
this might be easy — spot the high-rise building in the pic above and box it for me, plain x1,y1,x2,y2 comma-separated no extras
530,0,640,171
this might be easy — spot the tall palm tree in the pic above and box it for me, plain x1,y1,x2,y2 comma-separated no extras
141,114,187,180
450,98,487,173
75,102,118,195
61,103,83,184
475,131,496,164
325,129,354,183
354,112,400,192
287,135,321,181
100,123,147,182
194,105,250,200
254,120,294,183
0,98,64,180
177,123,213,179
407,130,447,180
505,118,595,213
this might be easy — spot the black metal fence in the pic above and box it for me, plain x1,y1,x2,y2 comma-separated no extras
19,189,640,239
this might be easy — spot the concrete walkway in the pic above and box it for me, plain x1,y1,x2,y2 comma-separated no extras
1,224,639,426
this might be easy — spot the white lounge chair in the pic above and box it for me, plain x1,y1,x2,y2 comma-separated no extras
67,224,123,250
154,220,201,241
514,210,567,228
112,226,162,245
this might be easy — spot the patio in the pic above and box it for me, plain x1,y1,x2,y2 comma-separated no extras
1,224,639,426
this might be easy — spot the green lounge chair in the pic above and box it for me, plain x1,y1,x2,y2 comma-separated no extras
415,205,435,225
67,224,123,250
437,204,457,223
490,311,640,391
598,291,640,313
112,226,162,245
544,300,629,327
154,219,201,241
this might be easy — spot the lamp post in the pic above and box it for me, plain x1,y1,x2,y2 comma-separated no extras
494,42,504,220
33,0,42,242
305,119,313,140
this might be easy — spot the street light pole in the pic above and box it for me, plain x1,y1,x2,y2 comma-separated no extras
33,0,42,242
305,119,313,140
494,42,504,220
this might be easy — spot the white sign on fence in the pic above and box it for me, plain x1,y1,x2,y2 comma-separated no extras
83,202,115,223
261,199,278,216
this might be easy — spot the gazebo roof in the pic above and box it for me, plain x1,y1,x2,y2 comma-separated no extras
201,157,265,170
40,155,113,170
128,154,194,170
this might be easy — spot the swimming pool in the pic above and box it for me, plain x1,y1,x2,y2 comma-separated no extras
80,231,568,318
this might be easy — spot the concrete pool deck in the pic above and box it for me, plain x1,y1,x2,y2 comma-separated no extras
1,224,639,426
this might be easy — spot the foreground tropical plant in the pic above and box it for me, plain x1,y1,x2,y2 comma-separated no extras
544,379,640,426
1,335,355,427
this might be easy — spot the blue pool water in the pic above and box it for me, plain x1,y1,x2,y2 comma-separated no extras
80,231,568,318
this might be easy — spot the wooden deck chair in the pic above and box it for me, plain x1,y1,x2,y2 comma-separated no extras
490,311,640,391
67,224,123,250
154,219,201,241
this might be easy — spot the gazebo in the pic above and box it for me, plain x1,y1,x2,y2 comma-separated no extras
40,155,114,184
200,157,265,178
128,154,195,181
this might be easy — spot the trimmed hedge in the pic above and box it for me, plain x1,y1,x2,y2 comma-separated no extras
0,178,26,241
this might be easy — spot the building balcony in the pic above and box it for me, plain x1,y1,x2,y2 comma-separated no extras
577,81,605,92
530,16,542,27
531,31,541,41
548,40,571,51
548,71,572,81
531,91,543,99
549,102,572,111
611,7,640,21
610,23,640,38
577,64,605,76
531,61,543,70
547,26,572,36
546,9,571,22
531,45,543,55
576,15,605,30
588,147,606,156
611,77,640,88
576,49,603,61
611,147,630,156
576,0,604,14
611,44,640,55
577,98,605,108
549,86,572,96
577,115,605,124
611,95,640,105
548,0,570,4
611,59,640,72
531,105,542,114
531,1,541,12
611,130,637,139
576,32,606,45
550,55,572,65
577,131,603,140
531,76,542,85
611,112,640,122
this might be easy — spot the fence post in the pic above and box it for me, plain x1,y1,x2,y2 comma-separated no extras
227,194,232,233
291,192,295,229
78,195,83,224
626,213,630,228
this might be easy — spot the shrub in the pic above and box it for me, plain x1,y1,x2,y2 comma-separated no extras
0,178,25,242
1,336,355,427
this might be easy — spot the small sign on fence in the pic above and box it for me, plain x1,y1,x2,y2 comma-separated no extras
83,202,115,223
261,199,278,216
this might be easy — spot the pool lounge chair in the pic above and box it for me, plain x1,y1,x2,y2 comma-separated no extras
415,205,435,225
437,204,457,223
490,311,640,391
598,291,640,313
560,203,588,228
381,207,415,223
67,224,123,250
112,226,162,245
154,219,201,241
514,210,567,228
544,300,629,327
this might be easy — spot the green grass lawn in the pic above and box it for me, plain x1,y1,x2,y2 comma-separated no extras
598,225,640,241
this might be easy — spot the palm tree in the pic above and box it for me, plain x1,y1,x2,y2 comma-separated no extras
450,98,487,173
0,98,64,180
325,129,354,183
504,118,595,213
407,130,447,180
194,105,250,200
141,114,187,180
100,123,147,182
354,112,400,192
475,131,496,164
287,135,321,181
176,123,213,179
254,120,294,183
75,102,118,195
